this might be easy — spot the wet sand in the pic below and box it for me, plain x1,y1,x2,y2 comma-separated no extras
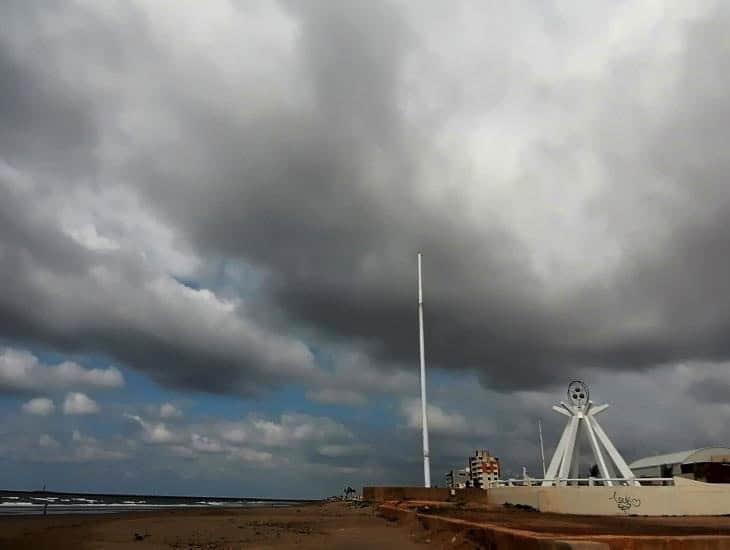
0,501,432,549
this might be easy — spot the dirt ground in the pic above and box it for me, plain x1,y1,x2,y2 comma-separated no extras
7,501,730,549
416,503,730,536
0,502,441,550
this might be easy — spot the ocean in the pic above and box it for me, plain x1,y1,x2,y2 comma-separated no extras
0,490,314,516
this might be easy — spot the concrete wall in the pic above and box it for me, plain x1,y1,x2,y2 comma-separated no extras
487,486,541,509
365,478,730,516
489,477,730,516
363,486,451,502
362,486,488,504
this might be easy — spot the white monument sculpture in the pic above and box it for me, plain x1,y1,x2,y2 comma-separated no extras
542,381,638,487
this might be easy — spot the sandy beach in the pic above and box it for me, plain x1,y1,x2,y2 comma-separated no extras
0,501,435,550
10,499,730,550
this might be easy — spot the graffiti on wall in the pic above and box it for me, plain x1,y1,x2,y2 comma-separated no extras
608,491,641,513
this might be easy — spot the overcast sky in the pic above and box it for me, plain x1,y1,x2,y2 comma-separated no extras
2,0,730,498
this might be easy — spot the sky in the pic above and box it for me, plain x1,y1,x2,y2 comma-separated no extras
2,0,730,499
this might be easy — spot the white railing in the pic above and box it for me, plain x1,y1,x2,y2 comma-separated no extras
492,477,674,487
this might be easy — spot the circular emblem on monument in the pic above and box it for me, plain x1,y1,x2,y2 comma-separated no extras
567,380,589,408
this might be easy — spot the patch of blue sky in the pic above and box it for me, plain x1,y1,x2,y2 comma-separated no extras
176,257,268,300
0,336,410,445
0,395,18,416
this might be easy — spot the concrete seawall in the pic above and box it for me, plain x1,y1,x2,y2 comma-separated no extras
365,477,730,516
363,486,487,504
377,501,730,549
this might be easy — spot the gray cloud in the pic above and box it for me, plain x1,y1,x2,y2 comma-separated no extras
21,397,55,416
130,0,730,389
2,0,730,402
0,30,96,174
2,361,727,496
62,392,100,415
0,168,315,395
0,348,123,395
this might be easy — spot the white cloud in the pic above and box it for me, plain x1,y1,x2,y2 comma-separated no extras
22,397,55,416
232,448,273,463
169,445,195,458
53,361,123,388
401,398,471,436
0,430,127,463
232,413,353,448
219,425,246,444
68,430,126,462
190,433,224,454
317,443,371,458
125,414,181,444
0,348,123,393
63,392,100,415
59,184,200,278
160,402,183,419
73,446,126,462
39,434,60,448
123,410,357,468
66,223,120,252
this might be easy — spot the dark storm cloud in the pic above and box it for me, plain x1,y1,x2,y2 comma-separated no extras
204,2,730,387
549,4,730,371
130,0,713,388
0,47,93,170
0,2,100,175
0,3,324,396
687,374,730,405
0,170,314,396
3,0,730,396
126,0,555,386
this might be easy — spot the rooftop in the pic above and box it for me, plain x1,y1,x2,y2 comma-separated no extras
629,447,730,470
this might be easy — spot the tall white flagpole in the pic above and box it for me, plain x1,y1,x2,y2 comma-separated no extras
417,252,431,487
